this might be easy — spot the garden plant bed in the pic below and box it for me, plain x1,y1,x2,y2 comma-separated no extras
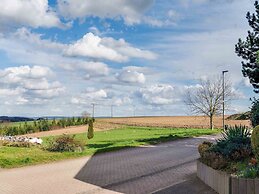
197,160,259,194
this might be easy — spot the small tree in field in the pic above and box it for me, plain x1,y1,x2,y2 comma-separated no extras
184,77,233,129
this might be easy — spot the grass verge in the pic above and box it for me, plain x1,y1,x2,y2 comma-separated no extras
0,126,220,168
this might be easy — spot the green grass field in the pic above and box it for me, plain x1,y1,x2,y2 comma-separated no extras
0,126,220,168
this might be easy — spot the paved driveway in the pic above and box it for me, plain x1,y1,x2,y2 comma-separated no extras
0,135,218,194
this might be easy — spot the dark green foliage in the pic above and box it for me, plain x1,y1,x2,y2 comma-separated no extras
251,125,259,160
237,165,259,178
235,1,259,93
199,125,253,170
46,134,84,152
210,125,252,161
251,98,259,127
0,117,90,136
87,119,94,139
221,125,251,141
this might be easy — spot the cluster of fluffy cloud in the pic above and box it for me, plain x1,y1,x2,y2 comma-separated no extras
0,0,157,29
0,26,156,109
58,0,154,25
116,69,146,84
71,88,131,107
0,0,65,29
64,33,156,62
0,28,154,78
138,84,178,105
0,66,65,105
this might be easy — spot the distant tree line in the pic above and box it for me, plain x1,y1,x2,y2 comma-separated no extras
0,117,92,136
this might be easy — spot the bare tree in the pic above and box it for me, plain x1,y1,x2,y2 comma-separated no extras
184,77,233,129
81,111,91,118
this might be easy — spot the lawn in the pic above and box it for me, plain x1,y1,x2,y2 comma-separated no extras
0,126,220,168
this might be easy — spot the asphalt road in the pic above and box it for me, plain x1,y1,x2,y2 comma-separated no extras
0,135,218,194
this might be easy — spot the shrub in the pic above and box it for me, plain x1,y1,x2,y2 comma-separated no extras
0,140,32,148
237,165,259,178
46,134,84,152
201,151,228,170
198,141,228,169
221,125,251,141
210,125,252,161
251,98,259,127
198,141,213,157
251,125,259,160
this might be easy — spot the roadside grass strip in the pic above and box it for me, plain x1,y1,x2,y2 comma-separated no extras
0,126,219,168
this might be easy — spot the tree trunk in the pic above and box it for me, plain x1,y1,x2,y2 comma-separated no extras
209,115,214,129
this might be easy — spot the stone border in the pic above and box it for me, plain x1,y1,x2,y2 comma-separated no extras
197,160,259,194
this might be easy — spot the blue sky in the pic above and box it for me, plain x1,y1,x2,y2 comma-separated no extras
0,0,257,117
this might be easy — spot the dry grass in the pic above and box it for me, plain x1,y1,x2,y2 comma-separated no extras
98,116,251,129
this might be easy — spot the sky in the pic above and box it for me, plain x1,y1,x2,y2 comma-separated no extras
0,0,257,117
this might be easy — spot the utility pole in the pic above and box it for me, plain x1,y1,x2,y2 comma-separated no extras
91,103,95,118
133,105,136,117
111,105,114,118
222,70,228,130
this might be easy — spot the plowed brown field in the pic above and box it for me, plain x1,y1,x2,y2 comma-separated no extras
24,116,250,137
98,116,250,129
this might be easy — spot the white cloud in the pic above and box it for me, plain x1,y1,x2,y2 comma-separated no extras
138,84,178,105
13,27,65,51
0,65,65,104
101,36,157,60
0,0,65,29
64,33,156,62
0,65,52,83
117,70,146,84
61,61,109,78
58,0,154,25
88,26,101,36
64,33,126,62
184,84,202,90
71,88,108,105
83,89,108,99
113,97,132,106
0,88,24,96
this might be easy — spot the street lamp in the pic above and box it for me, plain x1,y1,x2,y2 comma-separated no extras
111,105,114,118
222,70,228,130
91,103,95,118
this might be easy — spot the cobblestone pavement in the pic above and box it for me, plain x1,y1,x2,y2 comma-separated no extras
0,135,218,194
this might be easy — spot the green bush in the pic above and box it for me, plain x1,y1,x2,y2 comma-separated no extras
251,125,259,161
210,125,252,161
0,117,90,136
200,151,228,170
46,135,84,152
198,141,213,157
251,98,259,127
237,165,259,178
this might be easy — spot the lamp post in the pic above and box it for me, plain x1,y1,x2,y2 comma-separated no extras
222,70,228,130
91,103,95,118
111,105,114,118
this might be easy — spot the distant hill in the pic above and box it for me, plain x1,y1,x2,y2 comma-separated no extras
0,116,34,123
226,112,251,120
